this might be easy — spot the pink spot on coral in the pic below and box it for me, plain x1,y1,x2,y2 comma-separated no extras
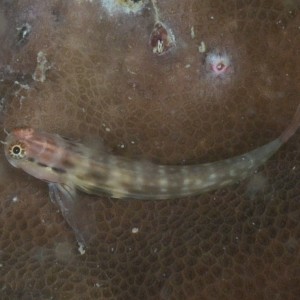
205,51,233,78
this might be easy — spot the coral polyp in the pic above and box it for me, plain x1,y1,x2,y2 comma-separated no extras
205,51,233,78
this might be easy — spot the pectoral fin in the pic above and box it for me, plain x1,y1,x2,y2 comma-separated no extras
48,183,87,248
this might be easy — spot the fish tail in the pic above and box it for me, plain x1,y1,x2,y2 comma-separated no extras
279,103,300,143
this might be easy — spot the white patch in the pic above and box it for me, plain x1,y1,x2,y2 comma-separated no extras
78,242,86,255
159,177,168,187
131,227,139,234
100,0,148,15
198,41,206,53
12,196,19,203
183,177,191,186
32,51,51,83
190,26,195,39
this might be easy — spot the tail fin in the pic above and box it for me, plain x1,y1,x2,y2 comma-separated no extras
279,103,300,143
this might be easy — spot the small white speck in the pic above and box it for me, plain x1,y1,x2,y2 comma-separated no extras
12,196,18,202
198,41,206,53
252,222,256,226
105,127,111,132
153,247,158,253
210,16,214,20
118,143,125,149
292,166,296,170
235,236,239,240
190,26,195,39
130,140,135,144
95,283,103,288
0,263,3,268
110,246,115,253
185,64,191,68
14,81,30,90
131,227,139,234
78,242,86,255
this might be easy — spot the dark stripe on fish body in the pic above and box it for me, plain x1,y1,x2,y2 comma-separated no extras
37,162,48,168
51,166,67,174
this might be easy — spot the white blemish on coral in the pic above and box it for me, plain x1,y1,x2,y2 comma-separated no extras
14,81,30,91
102,123,111,132
190,26,195,39
100,0,148,15
13,81,30,107
12,196,18,203
78,242,86,255
198,41,206,53
16,23,31,40
32,51,51,83
131,227,139,234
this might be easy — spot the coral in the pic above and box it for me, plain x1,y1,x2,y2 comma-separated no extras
0,0,299,299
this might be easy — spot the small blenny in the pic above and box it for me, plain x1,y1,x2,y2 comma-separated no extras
3,104,300,244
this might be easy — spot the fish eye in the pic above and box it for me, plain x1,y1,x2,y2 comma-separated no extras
9,142,26,159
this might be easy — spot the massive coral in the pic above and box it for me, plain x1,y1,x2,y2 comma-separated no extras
0,0,299,299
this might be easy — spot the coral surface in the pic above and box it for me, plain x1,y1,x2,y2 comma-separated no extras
0,0,299,299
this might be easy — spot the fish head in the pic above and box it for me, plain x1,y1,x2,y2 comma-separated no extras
4,127,35,167
4,127,68,183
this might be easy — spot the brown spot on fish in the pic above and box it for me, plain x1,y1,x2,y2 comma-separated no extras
37,162,48,168
60,157,76,169
51,166,67,174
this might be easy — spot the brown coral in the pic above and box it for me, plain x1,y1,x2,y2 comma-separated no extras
0,0,299,299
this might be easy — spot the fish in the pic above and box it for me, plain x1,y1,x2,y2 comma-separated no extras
3,103,300,245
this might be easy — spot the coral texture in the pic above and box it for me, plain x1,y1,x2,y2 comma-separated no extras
0,0,299,299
